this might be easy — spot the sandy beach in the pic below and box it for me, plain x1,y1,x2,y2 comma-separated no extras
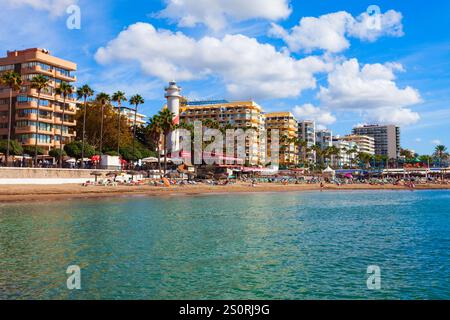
0,182,449,203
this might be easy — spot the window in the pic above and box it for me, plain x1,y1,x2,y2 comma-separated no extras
22,61,53,72
0,64,14,72
55,67,71,78
17,95,49,106
17,133,51,143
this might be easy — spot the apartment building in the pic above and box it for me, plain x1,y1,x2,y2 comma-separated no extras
352,124,400,159
298,120,316,163
116,106,147,127
316,129,333,150
0,48,77,154
342,134,375,155
179,100,264,164
331,137,359,168
265,112,298,166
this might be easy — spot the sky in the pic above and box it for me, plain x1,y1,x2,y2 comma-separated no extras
0,0,449,155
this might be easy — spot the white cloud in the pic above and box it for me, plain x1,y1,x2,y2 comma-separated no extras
270,9,403,53
415,138,422,142
365,107,421,126
0,0,77,16
317,58,421,125
292,103,336,127
431,139,441,145
348,10,404,41
158,0,291,31
95,23,330,100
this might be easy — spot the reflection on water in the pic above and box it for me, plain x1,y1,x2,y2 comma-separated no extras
0,190,449,299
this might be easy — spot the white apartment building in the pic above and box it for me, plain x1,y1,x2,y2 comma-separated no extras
342,134,375,155
298,120,316,163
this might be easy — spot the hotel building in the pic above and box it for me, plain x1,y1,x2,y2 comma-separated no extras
179,100,264,164
0,48,77,154
342,134,375,155
116,106,147,127
265,112,298,166
298,120,316,163
352,124,400,159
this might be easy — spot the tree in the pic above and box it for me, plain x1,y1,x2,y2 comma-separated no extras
202,119,220,129
294,138,308,166
75,100,132,155
419,155,433,167
434,145,448,167
64,140,95,159
0,140,23,157
158,108,175,174
55,82,74,167
95,92,111,155
30,75,50,166
112,91,127,156
23,145,44,156
400,148,415,159
0,71,22,166
129,94,145,163
325,145,340,168
357,152,372,169
49,148,66,159
76,84,94,168
147,115,163,173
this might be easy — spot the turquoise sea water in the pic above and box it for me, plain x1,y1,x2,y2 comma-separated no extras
0,190,449,300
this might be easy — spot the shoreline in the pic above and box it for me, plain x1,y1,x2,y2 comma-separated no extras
0,182,449,203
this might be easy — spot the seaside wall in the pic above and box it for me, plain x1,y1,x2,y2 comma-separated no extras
0,168,103,185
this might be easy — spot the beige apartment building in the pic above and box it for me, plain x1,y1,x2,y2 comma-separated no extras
179,100,264,164
265,112,298,166
0,48,77,154
352,124,400,159
342,134,375,155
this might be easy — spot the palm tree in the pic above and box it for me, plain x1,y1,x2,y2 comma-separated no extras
95,92,111,155
158,108,175,174
346,146,358,168
30,75,50,167
357,152,372,169
202,119,220,129
294,138,307,166
129,94,145,164
434,145,447,167
325,145,340,168
76,84,94,168
55,82,74,168
0,71,22,166
312,144,324,167
112,91,127,156
148,115,163,174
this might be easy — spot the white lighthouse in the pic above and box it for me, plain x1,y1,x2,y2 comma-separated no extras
164,81,182,155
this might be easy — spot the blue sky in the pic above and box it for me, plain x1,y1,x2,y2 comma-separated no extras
1,0,449,155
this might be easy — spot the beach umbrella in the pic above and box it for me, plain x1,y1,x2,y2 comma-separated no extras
142,157,158,163
90,171,104,183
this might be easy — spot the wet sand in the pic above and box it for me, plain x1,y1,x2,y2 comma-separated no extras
0,182,449,203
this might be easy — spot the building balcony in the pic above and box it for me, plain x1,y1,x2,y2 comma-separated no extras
15,126,54,135
16,101,54,112
54,119,76,126
15,113,54,123
54,105,77,114
55,71,76,83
